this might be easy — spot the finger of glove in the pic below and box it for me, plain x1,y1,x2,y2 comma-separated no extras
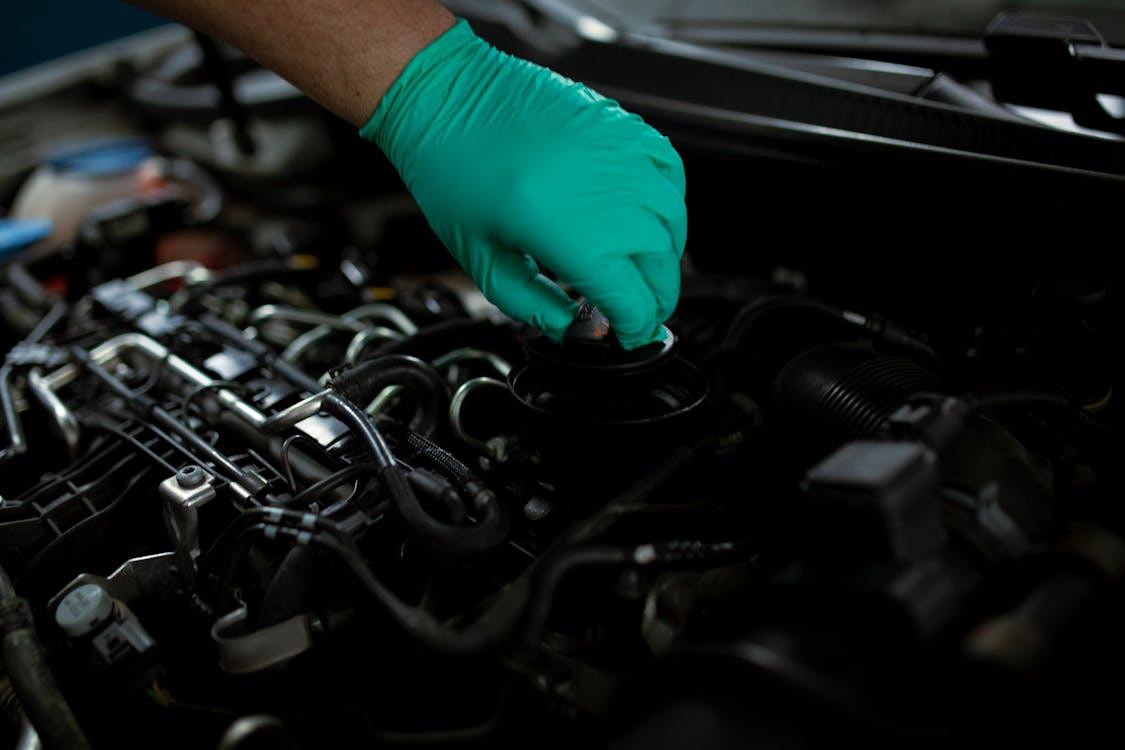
601,156,688,254
490,151,682,345
472,245,578,341
627,124,687,198
503,193,675,347
621,176,688,322
569,258,661,349
633,242,680,324
554,194,683,327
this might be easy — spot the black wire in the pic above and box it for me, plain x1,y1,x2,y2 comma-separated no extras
133,342,174,397
280,435,300,492
157,406,265,493
289,462,379,508
200,453,738,657
720,294,944,368
201,510,510,652
323,393,509,554
199,506,346,603
24,301,67,344
201,439,715,654
214,524,270,606
279,434,325,493
721,295,850,350
314,531,502,653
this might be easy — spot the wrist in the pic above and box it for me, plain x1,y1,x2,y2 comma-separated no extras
359,19,486,159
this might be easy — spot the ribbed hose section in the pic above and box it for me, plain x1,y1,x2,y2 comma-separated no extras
815,356,944,441
774,343,945,460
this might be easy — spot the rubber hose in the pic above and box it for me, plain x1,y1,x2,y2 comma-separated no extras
381,465,508,555
389,423,498,524
0,600,91,750
321,394,506,554
331,355,448,436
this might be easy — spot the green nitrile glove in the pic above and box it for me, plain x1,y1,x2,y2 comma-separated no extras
360,19,687,349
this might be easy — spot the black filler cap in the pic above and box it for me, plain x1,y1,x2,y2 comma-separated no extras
526,300,675,373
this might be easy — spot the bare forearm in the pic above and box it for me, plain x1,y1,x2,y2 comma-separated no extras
125,0,455,126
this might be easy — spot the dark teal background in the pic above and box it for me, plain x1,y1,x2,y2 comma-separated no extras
0,3,168,77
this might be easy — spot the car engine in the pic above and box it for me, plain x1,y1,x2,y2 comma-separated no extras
2,8,1125,750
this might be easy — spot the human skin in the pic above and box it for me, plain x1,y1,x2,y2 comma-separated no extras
124,0,456,126
125,0,687,347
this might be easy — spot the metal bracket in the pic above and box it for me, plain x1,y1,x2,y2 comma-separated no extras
160,465,218,586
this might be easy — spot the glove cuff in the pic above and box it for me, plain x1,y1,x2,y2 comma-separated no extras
359,18,483,161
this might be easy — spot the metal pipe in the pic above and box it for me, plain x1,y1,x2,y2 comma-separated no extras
259,392,327,434
24,303,67,345
449,378,509,458
125,261,209,292
248,305,366,333
42,333,267,428
26,369,79,460
366,386,402,416
344,327,404,364
61,342,263,494
282,303,417,364
367,348,511,417
433,348,512,378
0,303,68,465
0,364,27,465
16,720,43,750
281,326,337,363
342,303,418,335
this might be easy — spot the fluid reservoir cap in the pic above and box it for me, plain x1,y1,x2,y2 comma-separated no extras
527,300,675,373
55,583,114,638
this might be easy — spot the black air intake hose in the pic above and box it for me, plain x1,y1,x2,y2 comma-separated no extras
774,343,945,460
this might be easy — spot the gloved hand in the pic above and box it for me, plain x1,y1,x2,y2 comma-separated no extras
360,19,687,349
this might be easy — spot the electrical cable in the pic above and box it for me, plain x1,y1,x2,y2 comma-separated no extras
201,440,735,657
289,462,379,508
721,294,944,368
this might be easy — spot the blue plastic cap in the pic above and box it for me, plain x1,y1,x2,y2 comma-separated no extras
0,218,53,260
47,137,151,177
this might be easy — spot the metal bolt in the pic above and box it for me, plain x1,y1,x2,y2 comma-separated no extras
176,464,205,489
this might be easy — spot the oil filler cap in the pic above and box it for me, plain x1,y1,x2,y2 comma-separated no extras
55,583,115,638
527,300,675,373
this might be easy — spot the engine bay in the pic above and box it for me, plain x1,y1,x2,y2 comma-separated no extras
3,9,1125,750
